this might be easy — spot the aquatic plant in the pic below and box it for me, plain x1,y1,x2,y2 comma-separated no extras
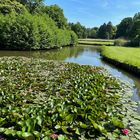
0,57,140,140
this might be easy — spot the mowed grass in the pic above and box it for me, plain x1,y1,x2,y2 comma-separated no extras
78,39,114,46
79,38,114,42
101,46,140,68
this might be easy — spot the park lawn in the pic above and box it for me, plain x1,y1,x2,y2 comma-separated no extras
79,39,114,42
78,39,114,46
101,46,140,68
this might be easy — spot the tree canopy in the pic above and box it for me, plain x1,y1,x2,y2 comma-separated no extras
0,0,78,50
116,17,133,38
0,0,27,14
97,22,116,39
40,4,68,29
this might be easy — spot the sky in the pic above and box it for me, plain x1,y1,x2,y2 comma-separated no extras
45,0,140,28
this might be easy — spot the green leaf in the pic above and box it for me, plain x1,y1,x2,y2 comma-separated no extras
58,135,65,140
42,136,51,140
111,117,124,128
0,127,5,133
33,131,40,138
4,129,16,136
79,122,88,129
75,128,80,135
55,125,61,130
22,132,34,140
16,131,22,137
36,115,43,126
135,134,140,139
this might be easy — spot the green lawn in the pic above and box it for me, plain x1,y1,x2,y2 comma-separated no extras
101,46,140,68
78,39,114,46
79,39,114,42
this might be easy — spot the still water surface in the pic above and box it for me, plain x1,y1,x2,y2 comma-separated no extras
0,45,140,111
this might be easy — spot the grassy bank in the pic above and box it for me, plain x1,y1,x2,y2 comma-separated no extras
101,46,140,75
0,57,140,140
78,39,114,46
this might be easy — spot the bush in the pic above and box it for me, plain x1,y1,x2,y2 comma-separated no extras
0,13,39,50
0,0,27,14
0,12,78,50
70,31,78,46
114,39,129,46
130,36,140,47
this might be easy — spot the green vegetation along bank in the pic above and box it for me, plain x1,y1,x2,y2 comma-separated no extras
0,57,140,140
0,0,78,50
78,39,114,46
101,46,140,76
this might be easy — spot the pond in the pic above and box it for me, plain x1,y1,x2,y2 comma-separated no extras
0,45,140,112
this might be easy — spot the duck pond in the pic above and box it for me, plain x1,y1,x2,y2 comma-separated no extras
0,45,140,140
0,45,140,111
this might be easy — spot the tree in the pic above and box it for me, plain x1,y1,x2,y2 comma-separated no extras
0,0,27,14
69,22,87,38
97,23,107,39
106,22,114,39
129,20,140,46
133,12,140,21
41,4,68,29
16,0,43,13
116,17,133,38
87,27,98,38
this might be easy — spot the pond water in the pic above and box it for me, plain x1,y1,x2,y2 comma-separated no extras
0,45,140,112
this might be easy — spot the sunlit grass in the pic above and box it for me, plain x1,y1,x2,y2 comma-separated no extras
101,46,140,67
78,39,114,46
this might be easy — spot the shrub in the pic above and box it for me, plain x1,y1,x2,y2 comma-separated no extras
70,31,78,46
0,12,78,50
0,13,39,50
114,39,129,46
0,0,27,14
130,36,140,47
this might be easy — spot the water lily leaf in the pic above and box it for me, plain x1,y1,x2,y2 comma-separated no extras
79,122,88,129
4,129,16,136
75,128,80,135
36,115,43,126
16,131,22,137
55,125,61,130
0,127,5,133
135,134,140,139
22,132,34,140
42,136,51,140
33,131,40,138
58,135,65,140
111,117,124,128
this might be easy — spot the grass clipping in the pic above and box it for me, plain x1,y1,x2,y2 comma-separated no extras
0,57,140,140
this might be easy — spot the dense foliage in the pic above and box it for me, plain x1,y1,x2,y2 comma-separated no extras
70,22,116,40
0,0,78,50
69,22,87,38
0,57,140,140
97,22,116,39
70,12,140,46
116,17,133,38
40,5,68,29
0,12,77,50
0,0,27,14
16,0,43,13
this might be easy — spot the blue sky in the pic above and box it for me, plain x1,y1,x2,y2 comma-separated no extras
45,0,140,27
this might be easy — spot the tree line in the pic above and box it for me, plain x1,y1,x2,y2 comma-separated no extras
70,12,140,46
0,0,78,50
